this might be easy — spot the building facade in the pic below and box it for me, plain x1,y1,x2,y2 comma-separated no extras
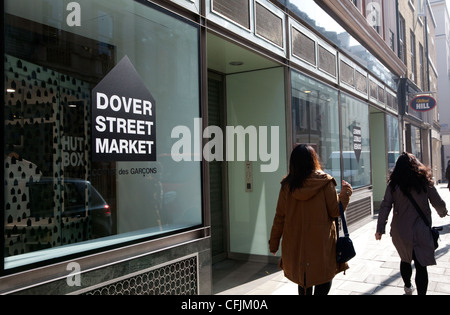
0,0,440,295
398,0,442,183
351,0,442,182
431,0,450,179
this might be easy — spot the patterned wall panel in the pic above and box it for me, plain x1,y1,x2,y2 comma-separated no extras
318,45,336,77
4,55,92,257
340,60,355,87
255,2,283,47
292,27,316,66
212,0,250,29
355,71,368,95
81,255,198,295
346,197,372,226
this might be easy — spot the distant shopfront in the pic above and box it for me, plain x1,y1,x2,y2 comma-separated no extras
398,77,440,175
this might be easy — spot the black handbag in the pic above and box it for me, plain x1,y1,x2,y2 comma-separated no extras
406,192,442,250
335,202,356,263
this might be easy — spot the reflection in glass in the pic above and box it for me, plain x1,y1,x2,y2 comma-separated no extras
4,0,201,269
410,125,422,161
387,115,400,171
341,94,371,189
291,70,341,186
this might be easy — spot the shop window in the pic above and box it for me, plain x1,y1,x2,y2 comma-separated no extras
410,125,422,161
387,115,400,170
3,0,201,270
340,94,371,189
291,71,341,185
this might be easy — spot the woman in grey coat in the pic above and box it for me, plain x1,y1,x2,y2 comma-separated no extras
375,153,448,295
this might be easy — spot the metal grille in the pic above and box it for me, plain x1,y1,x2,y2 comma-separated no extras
255,3,283,47
347,197,372,226
377,86,385,104
386,92,398,111
212,0,250,29
82,255,198,295
340,60,354,87
355,71,368,94
292,27,316,66
318,46,336,77
370,80,378,100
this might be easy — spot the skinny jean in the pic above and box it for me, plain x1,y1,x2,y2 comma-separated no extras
400,251,428,295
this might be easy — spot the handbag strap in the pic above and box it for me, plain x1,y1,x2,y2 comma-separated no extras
336,202,350,238
405,191,431,228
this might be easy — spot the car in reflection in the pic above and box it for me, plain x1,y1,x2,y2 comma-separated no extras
27,178,112,237
324,151,370,187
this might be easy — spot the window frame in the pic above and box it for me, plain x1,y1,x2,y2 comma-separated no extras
1,0,205,275
339,92,372,190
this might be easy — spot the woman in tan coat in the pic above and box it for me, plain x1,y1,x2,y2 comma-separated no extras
269,145,353,295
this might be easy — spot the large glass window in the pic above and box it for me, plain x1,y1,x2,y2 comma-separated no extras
3,0,201,270
341,94,371,188
291,71,341,185
409,124,423,161
387,114,400,171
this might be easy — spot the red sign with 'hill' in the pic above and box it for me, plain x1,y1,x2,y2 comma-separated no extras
410,95,437,112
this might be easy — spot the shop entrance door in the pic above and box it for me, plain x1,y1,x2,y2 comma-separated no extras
208,71,228,264
207,33,277,264
207,32,286,265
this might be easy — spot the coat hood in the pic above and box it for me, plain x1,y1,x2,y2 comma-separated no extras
291,171,336,201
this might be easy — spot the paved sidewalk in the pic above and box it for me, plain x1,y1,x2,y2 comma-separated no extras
214,184,450,295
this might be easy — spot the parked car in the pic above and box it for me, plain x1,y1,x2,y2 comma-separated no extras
27,178,112,237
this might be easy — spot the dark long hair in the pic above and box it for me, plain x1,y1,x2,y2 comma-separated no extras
282,144,321,193
389,152,433,195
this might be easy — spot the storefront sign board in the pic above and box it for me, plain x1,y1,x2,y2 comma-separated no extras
410,95,437,112
92,56,157,162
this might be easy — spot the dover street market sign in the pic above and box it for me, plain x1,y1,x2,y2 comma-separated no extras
410,95,437,112
92,56,156,162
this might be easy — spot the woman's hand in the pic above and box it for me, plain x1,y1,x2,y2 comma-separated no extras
342,180,352,196
375,232,382,241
